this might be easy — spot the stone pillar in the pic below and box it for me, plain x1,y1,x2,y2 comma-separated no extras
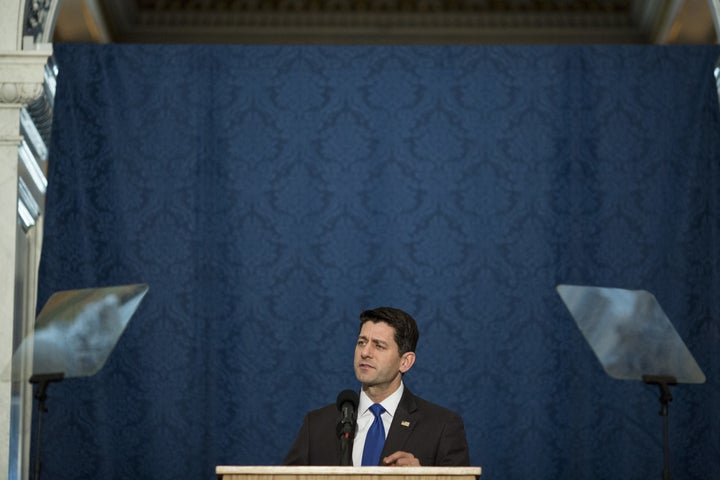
0,51,51,480
0,1,58,479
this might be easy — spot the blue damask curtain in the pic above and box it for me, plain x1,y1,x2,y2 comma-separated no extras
38,44,719,480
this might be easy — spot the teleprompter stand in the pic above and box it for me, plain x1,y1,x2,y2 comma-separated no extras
556,285,705,480
2,283,149,480
642,375,676,480
29,373,64,480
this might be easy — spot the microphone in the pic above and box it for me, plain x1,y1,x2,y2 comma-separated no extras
336,389,358,466
337,389,358,429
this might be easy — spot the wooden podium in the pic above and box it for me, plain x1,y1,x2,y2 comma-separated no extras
216,466,482,480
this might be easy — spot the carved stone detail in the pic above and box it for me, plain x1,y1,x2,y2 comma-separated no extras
0,52,50,106
0,51,50,148
0,82,43,104
24,0,55,43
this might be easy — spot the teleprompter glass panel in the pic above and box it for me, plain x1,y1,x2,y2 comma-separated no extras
557,284,705,384
2,283,149,381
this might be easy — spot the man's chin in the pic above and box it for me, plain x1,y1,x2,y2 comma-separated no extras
354,371,373,384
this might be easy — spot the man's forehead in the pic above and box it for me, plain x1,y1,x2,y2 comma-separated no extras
359,321,396,341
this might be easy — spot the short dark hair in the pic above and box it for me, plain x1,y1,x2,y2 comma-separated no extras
359,307,419,355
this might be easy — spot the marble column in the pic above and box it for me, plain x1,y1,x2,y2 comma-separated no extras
0,2,58,478
0,49,51,480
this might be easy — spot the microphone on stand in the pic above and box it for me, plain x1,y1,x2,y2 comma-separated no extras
336,389,358,466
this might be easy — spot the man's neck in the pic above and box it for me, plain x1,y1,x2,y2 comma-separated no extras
362,377,402,403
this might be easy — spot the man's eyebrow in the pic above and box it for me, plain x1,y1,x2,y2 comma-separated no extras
357,335,388,346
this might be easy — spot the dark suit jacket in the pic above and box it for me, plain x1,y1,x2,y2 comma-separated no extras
283,387,470,466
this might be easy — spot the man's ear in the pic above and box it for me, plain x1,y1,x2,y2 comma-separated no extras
399,352,416,373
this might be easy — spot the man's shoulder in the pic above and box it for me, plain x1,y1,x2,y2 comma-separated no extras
306,402,338,419
403,389,464,419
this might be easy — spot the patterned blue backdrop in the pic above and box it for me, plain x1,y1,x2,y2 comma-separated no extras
37,44,720,480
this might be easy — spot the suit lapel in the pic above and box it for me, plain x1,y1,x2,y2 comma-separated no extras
381,388,418,459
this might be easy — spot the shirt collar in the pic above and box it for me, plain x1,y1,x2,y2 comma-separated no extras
358,381,404,417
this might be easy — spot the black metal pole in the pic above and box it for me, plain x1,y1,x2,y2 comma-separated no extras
29,373,64,480
643,375,676,480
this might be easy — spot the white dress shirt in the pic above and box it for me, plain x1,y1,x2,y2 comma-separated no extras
351,382,405,466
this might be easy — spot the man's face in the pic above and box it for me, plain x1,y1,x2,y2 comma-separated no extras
354,321,413,391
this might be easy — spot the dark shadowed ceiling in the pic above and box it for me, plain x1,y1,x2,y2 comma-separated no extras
53,0,717,45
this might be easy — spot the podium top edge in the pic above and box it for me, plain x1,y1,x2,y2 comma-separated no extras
216,466,482,475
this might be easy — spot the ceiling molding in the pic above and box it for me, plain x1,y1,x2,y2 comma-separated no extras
52,0,717,44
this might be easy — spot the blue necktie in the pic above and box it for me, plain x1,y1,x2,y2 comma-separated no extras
361,403,386,466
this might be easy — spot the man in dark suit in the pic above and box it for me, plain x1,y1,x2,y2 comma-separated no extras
283,307,470,466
